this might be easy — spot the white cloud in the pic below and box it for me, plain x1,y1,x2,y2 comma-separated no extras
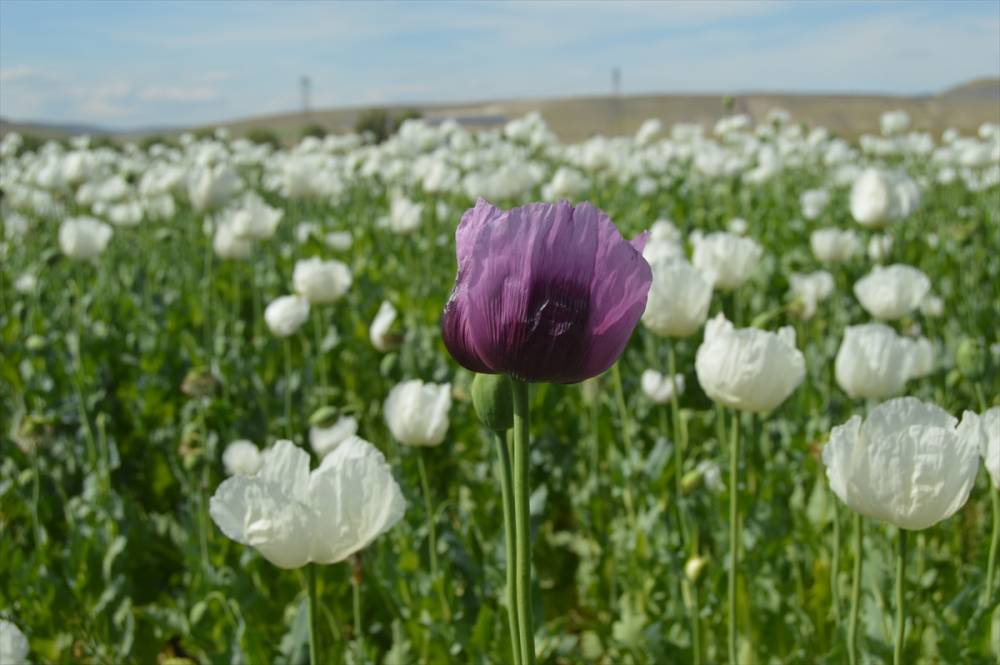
139,84,219,102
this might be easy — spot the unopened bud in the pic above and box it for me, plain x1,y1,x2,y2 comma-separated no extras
685,555,708,583
471,373,513,433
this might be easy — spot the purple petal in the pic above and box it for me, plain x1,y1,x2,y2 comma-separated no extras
577,206,652,380
441,288,493,374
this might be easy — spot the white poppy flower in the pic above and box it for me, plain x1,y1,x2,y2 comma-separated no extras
210,438,405,568
0,620,28,664
823,398,982,530
384,380,451,446
59,216,112,260
222,440,262,477
788,271,835,320
369,300,399,352
854,264,931,320
293,257,352,305
834,323,913,399
692,232,763,291
642,256,713,338
640,369,685,404
810,228,861,264
982,407,1000,489
264,295,310,337
694,314,805,413
309,416,359,459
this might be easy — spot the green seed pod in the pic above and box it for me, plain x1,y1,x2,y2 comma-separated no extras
309,405,340,428
471,373,513,433
955,337,985,379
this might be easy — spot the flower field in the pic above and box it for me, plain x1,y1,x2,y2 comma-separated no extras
1,110,999,664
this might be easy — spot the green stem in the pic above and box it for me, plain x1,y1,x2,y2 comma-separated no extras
611,363,638,529
894,529,907,665
352,566,364,660
511,379,536,665
313,311,328,391
848,513,863,665
986,488,1000,608
283,338,293,439
417,452,451,621
668,345,690,536
306,564,319,665
832,498,842,626
728,410,740,665
495,431,523,665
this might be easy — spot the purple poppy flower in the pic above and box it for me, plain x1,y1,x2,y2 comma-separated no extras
441,198,652,384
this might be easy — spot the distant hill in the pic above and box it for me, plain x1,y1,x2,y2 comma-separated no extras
939,77,1000,100
3,78,999,144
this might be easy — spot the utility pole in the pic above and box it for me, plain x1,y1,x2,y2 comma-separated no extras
300,76,311,116
611,67,622,135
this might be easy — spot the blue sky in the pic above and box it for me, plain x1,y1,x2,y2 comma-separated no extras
1,0,997,129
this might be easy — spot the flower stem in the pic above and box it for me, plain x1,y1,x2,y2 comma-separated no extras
668,345,689,542
312,311,328,392
417,452,451,622
511,379,536,665
848,513,863,665
352,559,364,660
985,488,1000,608
611,363,638,529
727,410,740,665
894,529,908,665
283,338,293,439
832,498,842,627
495,430,523,665
306,564,319,665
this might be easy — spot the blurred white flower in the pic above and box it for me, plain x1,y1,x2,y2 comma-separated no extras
695,314,805,413
369,300,400,352
388,195,424,234
210,438,406,568
641,369,685,404
107,200,144,227
213,218,254,260
635,118,663,145
788,271,835,320
854,264,931,320
642,256,713,337
3,212,30,238
727,217,748,236
880,110,910,136
867,234,893,263
228,194,283,240
14,273,36,294
834,323,913,399
325,231,353,251
981,407,1000,489
692,232,763,291
264,295,310,337
905,337,936,379
642,219,684,264
850,168,920,227
59,216,112,260
189,164,242,212
919,294,943,318
309,416,359,459
823,397,981,530
384,380,451,446
810,228,860,264
0,619,29,665
223,440,262,477
800,188,830,220
293,257,352,305
696,459,724,493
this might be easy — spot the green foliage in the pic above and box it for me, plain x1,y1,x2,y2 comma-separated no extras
300,123,327,140
0,122,998,665
244,127,281,149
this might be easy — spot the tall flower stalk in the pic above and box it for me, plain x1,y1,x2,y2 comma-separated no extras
443,200,652,663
